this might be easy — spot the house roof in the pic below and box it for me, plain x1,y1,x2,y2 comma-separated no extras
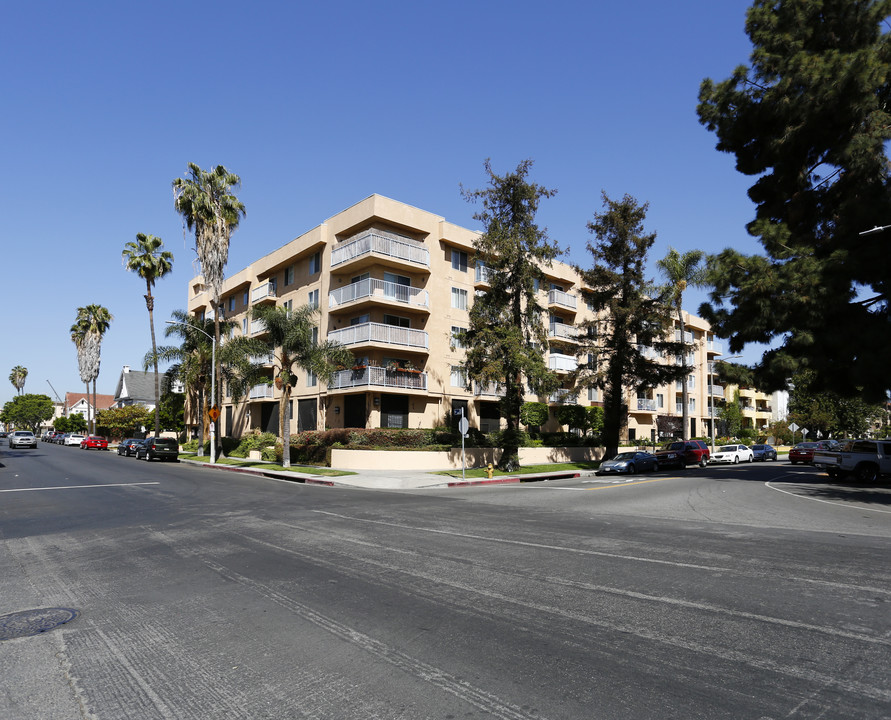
65,392,116,411
114,368,159,404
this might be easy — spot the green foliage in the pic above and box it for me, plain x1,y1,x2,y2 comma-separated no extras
719,390,744,438
1,394,54,433
228,431,278,458
788,369,884,438
459,159,561,469
95,405,154,440
157,391,185,434
555,405,588,432
697,0,891,401
520,402,549,430
54,413,88,434
576,192,685,456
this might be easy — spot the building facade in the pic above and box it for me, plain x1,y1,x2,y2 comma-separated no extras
186,195,725,443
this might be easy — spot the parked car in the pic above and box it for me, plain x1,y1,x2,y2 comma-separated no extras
789,440,838,465
655,440,710,469
710,443,754,464
135,437,180,462
596,451,659,476
8,430,37,449
81,435,108,450
42,432,56,442
65,433,86,447
117,438,142,457
751,444,777,461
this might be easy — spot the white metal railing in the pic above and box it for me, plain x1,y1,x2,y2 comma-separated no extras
252,282,276,303
330,230,430,268
548,289,577,310
250,384,274,400
250,319,267,335
548,322,576,341
549,388,578,404
329,366,427,391
328,322,428,349
674,353,695,366
473,382,505,398
328,278,429,309
708,340,724,354
549,354,578,372
637,345,659,360
675,380,696,391
636,398,657,412
708,407,720,417
675,330,694,344
708,383,724,397
675,402,696,414
250,354,274,365
475,264,494,284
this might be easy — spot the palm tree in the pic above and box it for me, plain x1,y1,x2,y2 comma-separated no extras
9,365,27,395
657,247,707,440
71,305,113,434
123,233,174,436
172,163,246,423
227,304,351,467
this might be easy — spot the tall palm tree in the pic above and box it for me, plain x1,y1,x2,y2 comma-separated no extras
172,163,246,429
657,247,707,440
71,305,113,434
123,233,174,436
227,304,351,467
8,365,27,395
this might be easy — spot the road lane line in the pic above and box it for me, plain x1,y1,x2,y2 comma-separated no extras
765,481,891,514
0,482,160,493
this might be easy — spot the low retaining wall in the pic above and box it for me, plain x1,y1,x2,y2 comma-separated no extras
329,445,604,471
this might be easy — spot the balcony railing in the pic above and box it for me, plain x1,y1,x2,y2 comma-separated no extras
475,264,494,284
635,398,657,412
707,339,724,354
328,278,429,309
328,321,428,349
329,366,427,391
330,230,430,268
549,388,579,404
250,319,267,335
548,322,576,341
675,402,696,414
674,353,695,366
251,282,276,304
548,289,577,310
708,383,724,397
675,380,696,391
549,354,578,372
250,354,274,365
249,384,274,400
675,329,694,344
637,345,659,360
473,382,505,398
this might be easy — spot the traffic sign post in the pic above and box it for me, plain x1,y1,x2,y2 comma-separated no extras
457,408,469,481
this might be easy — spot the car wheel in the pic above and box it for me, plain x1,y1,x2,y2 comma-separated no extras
790,460,797,465
733,456,739,464
699,458,707,468
855,463,878,484
627,463,635,475
748,455,754,463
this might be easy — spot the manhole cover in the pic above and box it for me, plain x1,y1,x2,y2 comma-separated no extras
0,608,79,641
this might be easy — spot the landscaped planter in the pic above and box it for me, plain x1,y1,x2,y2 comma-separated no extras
329,446,604,471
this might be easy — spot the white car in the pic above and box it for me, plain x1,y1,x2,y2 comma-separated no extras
710,444,754,464
8,430,37,449
65,433,86,446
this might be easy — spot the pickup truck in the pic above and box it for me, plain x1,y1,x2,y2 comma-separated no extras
813,439,891,483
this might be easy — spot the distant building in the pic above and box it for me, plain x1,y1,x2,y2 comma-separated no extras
64,392,115,427
112,365,183,410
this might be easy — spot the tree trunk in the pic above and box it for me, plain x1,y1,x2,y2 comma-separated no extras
212,301,224,458
280,385,291,468
91,378,97,435
678,309,690,440
146,283,161,437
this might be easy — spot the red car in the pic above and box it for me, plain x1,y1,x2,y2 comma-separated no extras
80,435,109,450
789,440,838,464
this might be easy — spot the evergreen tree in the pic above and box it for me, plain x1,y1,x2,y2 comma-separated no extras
459,159,561,470
697,0,891,401
575,193,685,457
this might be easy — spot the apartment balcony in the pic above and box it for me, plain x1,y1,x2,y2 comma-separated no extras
633,398,657,413
707,339,724,355
328,278,429,313
250,354,274,366
675,329,694,344
548,322,577,343
708,383,724,397
675,402,696,414
250,319,268,336
675,380,696,392
330,230,430,272
249,384,275,400
328,321,429,350
473,382,505,398
674,353,695,366
549,388,579,404
637,345,659,361
708,407,720,417
548,353,578,373
548,289,578,311
329,366,427,393
475,264,494,286
251,282,277,304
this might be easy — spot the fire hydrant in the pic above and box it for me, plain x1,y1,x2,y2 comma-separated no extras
486,463,494,479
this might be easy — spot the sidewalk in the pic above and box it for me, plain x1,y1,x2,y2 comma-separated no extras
180,458,591,490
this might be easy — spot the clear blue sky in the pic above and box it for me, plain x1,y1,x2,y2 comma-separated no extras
0,0,763,410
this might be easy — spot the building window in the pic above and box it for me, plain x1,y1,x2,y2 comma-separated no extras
282,299,293,314
242,318,248,334
228,296,235,312
587,387,599,402
383,314,410,328
533,277,540,292
285,265,295,285
350,314,370,326
451,326,466,349
243,289,249,305
451,250,468,272
311,327,318,346
308,289,319,308
309,252,321,274
307,370,317,387
451,287,468,310
629,428,636,442
657,393,664,409
450,365,467,387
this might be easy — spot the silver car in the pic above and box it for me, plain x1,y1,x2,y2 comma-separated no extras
9,430,38,449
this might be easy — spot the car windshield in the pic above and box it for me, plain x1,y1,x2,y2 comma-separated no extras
796,443,817,448
718,445,737,452
664,442,685,450
752,445,765,450
612,452,636,461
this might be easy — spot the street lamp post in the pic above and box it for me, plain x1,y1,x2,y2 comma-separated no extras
710,353,741,453
166,320,217,464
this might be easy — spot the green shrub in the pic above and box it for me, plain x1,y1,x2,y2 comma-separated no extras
229,431,278,458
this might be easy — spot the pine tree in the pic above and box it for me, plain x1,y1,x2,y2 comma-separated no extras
697,0,891,401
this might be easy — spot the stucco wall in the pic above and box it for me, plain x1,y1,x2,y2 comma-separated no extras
330,445,604,470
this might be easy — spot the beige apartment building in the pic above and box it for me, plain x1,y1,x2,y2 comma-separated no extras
185,195,725,443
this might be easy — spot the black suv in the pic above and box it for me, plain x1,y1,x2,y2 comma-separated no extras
655,440,710,469
136,437,180,462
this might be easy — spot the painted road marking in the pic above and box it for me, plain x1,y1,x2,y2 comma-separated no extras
766,481,891,515
0,482,161,493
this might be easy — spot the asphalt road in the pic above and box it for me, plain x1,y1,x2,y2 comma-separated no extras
1,444,889,720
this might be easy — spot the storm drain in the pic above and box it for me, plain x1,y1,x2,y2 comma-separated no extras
0,608,79,641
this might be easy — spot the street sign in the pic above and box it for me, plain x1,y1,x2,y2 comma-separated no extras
789,422,799,432
208,405,220,422
458,417,469,437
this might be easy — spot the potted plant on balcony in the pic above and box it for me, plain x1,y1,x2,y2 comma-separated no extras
386,360,400,374
404,361,421,374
